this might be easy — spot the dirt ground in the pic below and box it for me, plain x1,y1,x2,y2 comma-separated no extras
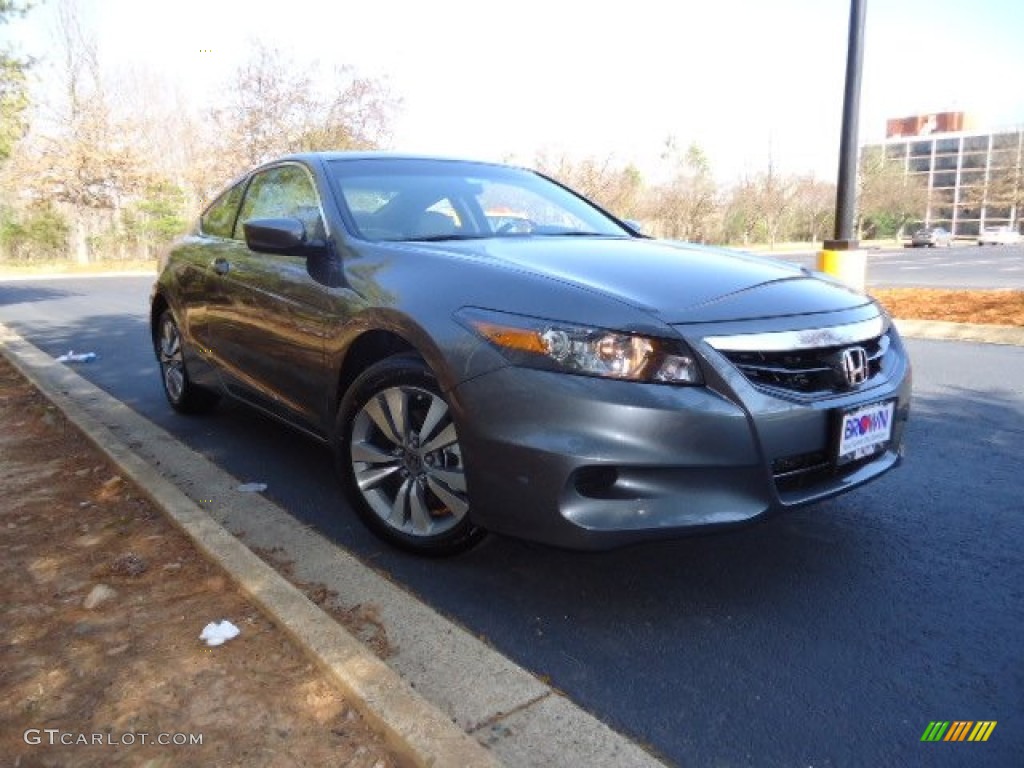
0,355,402,768
871,288,1024,326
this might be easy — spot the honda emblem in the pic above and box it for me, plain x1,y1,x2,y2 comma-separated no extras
840,346,869,387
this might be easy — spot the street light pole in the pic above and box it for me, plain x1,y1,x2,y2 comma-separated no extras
819,0,868,288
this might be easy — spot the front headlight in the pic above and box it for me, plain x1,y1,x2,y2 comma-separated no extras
457,308,703,385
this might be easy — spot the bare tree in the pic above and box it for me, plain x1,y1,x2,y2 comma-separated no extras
534,152,644,220
750,170,795,248
985,165,1023,227
648,139,718,242
209,44,398,185
789,175,836,243
5,24,400,265
19,0,151,263
858,146,927,238
959,151,1023,229
720,178,759,245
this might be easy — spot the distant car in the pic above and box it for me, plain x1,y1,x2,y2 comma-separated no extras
150,152,911,555
977,226,1022,246
910,227,953,248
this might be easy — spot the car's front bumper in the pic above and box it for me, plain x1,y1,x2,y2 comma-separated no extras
453,326,911,549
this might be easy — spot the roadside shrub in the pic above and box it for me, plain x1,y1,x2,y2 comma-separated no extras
0,205,69,262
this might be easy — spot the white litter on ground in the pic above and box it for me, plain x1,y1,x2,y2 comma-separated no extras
237,482,268,493
56,351,97,363
200,620,241,646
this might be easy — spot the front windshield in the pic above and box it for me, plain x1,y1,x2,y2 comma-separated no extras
327,157,631,242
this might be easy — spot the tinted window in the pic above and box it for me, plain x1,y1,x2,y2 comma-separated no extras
909,157,932,173
200,182,246,239
234,164,326,241
910,141,933,158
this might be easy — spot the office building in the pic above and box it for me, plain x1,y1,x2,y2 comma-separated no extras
868,111,1022,236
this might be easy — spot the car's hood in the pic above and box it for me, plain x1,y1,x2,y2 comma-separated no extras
410,237,870,323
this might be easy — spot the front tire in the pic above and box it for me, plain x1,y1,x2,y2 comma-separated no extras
336,355,485,556
155,310,220,414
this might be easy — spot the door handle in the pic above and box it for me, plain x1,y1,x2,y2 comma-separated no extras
211,257,230,276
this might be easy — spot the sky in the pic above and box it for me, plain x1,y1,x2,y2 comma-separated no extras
6,0,1024,183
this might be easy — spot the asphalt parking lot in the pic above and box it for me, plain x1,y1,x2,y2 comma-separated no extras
776,242,1024,289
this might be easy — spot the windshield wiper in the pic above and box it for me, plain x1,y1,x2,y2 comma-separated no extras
535,231,619,237
403,233,491,242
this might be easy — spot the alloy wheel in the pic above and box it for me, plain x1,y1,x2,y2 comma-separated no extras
349,385,468,538
158,315,185,403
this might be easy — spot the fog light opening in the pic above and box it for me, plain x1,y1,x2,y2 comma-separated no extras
574,466,620,499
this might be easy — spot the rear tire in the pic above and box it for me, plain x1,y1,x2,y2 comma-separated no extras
155,310,220,414
336,355,485,556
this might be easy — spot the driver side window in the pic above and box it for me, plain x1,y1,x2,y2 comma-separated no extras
233,164,326,241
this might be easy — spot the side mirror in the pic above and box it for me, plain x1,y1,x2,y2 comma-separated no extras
242,217,309,254
623,219,645,236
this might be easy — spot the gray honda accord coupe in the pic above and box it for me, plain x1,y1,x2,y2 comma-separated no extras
151,152,911,555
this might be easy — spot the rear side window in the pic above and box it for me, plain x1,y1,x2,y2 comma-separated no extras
200,181,246,239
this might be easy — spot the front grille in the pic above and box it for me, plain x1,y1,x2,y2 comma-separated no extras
772,451,830,479
773,452,877,494
720,332,890,397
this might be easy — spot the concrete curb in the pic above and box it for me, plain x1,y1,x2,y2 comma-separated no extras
893,318,1024,346
0,327,500,768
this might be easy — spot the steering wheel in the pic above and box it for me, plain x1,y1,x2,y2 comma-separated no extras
496,219,535,235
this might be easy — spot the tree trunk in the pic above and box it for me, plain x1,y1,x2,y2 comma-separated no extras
72,217,89,265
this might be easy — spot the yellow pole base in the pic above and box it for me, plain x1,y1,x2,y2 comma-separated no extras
817,249,867,292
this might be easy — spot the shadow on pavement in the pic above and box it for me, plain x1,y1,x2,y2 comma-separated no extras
0,283,79,306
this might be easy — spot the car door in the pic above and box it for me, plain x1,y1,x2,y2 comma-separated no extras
207,162,332,434
171,180,247,369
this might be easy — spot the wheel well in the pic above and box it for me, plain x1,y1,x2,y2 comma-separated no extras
150,294,169,347
336,331,417,406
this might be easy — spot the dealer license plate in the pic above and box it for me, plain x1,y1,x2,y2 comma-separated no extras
836,400,895,465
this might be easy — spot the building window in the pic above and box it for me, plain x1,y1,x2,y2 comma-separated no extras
960,170,986,186
960,154,987,170
911,141,933,158
990,149,1018,169
885,144,907,161
963,136,990,152
992,133,1020,150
